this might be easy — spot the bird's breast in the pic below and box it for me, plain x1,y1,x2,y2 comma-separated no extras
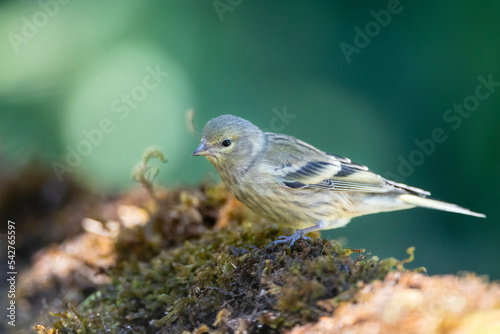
218,167,362,229
222,174,314,228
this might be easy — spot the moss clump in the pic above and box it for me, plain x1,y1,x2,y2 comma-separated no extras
40,216,405,333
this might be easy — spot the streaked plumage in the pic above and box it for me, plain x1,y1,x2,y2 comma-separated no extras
193,115,486,246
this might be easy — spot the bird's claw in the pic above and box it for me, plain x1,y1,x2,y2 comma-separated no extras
266,233,312,248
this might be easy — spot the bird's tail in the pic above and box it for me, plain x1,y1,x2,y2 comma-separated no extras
398,194,486,218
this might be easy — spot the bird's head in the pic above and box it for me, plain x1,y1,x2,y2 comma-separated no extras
192,114,265,174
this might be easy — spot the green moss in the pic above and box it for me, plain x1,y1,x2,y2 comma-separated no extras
39,210,412,333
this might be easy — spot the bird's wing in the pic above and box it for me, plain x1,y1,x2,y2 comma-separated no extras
264,133,430,196
263,133,342,185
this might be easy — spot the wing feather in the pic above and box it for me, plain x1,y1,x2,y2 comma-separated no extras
264,133,429,196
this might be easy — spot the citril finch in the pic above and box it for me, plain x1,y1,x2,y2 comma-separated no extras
192,115,485,247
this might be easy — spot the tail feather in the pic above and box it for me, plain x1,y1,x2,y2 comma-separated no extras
399,194,486,218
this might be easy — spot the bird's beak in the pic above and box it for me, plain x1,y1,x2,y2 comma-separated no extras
192,141,214,157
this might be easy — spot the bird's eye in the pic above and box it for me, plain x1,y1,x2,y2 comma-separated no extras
222,139,232,147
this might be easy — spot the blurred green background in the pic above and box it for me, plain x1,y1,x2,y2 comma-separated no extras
0,1,499,278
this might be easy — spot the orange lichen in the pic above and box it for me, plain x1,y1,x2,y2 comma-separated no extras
290,272,500,334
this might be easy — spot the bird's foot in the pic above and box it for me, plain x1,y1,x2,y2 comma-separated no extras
266,232,312,248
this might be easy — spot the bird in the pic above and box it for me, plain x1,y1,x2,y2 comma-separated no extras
192,114,486,247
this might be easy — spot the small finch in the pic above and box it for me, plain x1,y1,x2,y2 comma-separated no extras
192,115,486,246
